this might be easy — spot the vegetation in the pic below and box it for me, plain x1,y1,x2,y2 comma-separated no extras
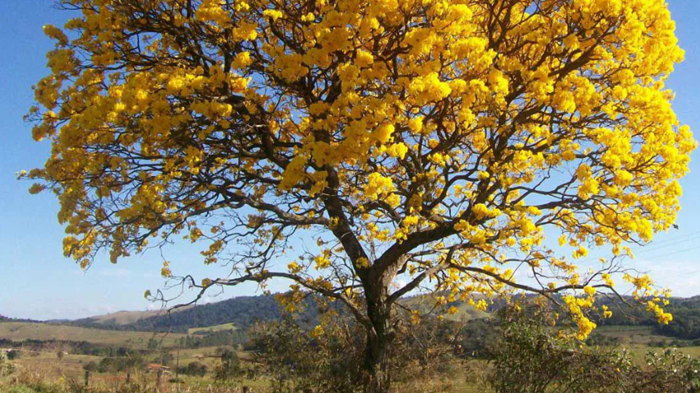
177,361,208,377
214,349,244,382
489,307,700,393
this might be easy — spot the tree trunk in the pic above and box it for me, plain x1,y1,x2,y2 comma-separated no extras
364,292,394,393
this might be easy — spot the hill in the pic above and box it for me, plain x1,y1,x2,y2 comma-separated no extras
69,294,319,333
0,321,185,347
74,309,167,326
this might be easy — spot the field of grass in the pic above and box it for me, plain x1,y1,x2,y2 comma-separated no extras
188,323,237,335
0,322,186,347
596,325,660,343
2,354,487,393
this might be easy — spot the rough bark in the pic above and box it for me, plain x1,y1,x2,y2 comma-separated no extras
363,282,395,393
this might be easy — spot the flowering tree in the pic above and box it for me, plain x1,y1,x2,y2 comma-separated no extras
26,0,695,391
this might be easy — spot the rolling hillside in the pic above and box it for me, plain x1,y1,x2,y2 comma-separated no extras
68,294,316,333
79,309,166,325
0,321,185,347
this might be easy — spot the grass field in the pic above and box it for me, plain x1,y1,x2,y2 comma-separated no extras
188,323,237,335
0,322,186,347
3,353,489,393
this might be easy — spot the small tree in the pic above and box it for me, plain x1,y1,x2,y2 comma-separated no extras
26,1,695,391
215,348,244,382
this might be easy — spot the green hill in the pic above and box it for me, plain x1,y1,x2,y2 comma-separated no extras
68,294,315,333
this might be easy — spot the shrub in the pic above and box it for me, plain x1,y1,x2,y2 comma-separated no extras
1,351,17,379
6,350,20,360
214,348,244,382
488,306,700,393
177,361,208,377
83,361,98,373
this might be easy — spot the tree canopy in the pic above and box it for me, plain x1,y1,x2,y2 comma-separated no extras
25,0,695,390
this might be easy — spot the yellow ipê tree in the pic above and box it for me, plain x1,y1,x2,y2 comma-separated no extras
25,0,696,391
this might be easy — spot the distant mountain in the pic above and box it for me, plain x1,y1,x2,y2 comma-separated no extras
69,294,322,333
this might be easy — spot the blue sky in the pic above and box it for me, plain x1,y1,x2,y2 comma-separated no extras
1,1,700,320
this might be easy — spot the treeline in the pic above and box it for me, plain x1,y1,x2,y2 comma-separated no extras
0,338,136,357
595,296,700,340
177,329,248,348
654,297,700,339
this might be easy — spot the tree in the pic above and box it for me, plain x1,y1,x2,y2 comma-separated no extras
25,0,695,391
214,348,244,382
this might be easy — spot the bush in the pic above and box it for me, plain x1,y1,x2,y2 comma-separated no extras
177,361,208,377
6,350,20,360
214,348,244,382
488,306,700,393
1,351,17,379
83,361,98,373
